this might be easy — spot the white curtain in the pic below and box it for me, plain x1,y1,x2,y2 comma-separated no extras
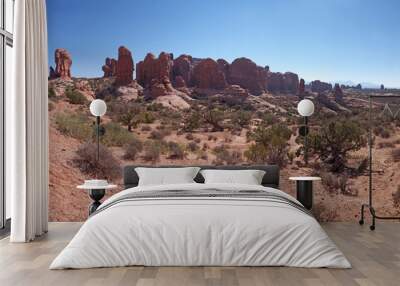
8,0,49,242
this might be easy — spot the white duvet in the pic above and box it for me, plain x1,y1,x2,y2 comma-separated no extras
50,183,351,269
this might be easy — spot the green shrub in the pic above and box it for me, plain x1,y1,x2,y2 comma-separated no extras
73,143,121,180
213,145,242,165
143,140,161,162
101,122,134,147
65,87,87,105
187,141,199,152
183,112,202,132
48,86,56,99
123,137,143,160
232,110,252,128
244,124,292,166
167,142,185,159
137,111,155,124
55,112,92,141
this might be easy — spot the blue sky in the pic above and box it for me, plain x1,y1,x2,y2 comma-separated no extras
47,0,400,88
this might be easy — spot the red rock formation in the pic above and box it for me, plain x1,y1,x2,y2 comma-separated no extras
172,54,193,87
223,85,249,97
217,59,229,75
227,57,267,95
266,72,285,93
136,52,173,88
49,66,57,79
334,83,344,102
54,48,72,79
192,58,227,89
115,46,134,86
102,58,117,77
283,72,299,94
310,80,332,93
298,78,305,97
174,76,186,88
148,76,174,98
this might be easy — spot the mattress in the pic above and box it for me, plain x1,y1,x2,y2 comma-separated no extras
50,183,351,269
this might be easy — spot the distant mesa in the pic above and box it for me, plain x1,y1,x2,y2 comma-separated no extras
310,80,332,93
49,48,72,79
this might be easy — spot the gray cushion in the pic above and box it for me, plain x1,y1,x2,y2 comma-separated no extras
123,165,280,189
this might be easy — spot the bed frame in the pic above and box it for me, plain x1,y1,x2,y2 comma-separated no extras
123,165,280,189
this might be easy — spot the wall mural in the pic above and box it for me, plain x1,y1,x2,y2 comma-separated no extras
47,2,400,222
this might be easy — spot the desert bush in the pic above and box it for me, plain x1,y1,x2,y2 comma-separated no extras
65,87,87,105
167,142,185,159
373,126,391,138
356,158,368,175
202,143,209,150
308,120,366,172
393,186,400,207
197,150,208,160
244,124,292,166
143,140,161,162
213,145,242,165
137,111,155,124
392,148,400,162
74,143,121,180
320,171,350,195
55,112,92,141
185,133,195,141
204,108,224,132
123,137,143,160
378,141,395,148
150,129,170,140
101,122,134,147
48,102,55,111
183,112,202,132
187,141,199,152
231,110,252,128
48,86,56,99
141,125,152,132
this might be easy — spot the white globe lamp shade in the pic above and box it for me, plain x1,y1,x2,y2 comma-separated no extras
90,99,107,117
297,99,315,117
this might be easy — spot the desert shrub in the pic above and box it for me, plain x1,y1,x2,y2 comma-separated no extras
244,124,292,166
123,137,143,160
48,86,56,99
202,143,209,150
74,143,121,180
378,141,395,148
146,103,164,112
185,133,194,141
213,145,242,165
150,129,170,140
101,122,134,147
204,108,224,132
308,120,366,172
393,186,400,207
137,111,155,124
231,110,252,128
260,113,279,126
55,112,92,141
143,140,161,162
141,125,151,132
320,172,350,195
392,149,400,162
65,87,87,105
183,112,202,132
356,158,368,175
373,126,391,138
197,150,208,160
167,142,185,159
48,102,55,111
187,141,199,152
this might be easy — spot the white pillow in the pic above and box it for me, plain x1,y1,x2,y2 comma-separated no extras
200,169,266,185
135,167,200,186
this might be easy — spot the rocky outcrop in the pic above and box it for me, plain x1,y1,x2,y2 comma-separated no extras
53,48,72,79
227,58,267,95
172,54,193,87
115,46,134,86
136,52,173,88
298,78,305,98
192,58,227,89
310,80,332,93
223,85,249,97
283,72,299,94
333,83,344,102
217,59,230,75
102,58,117,77
265,71,299,94
148,76,174,99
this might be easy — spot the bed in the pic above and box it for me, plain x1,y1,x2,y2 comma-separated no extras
50,165,350,269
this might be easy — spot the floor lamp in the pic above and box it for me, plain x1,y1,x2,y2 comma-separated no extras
89,99,107,161
297,99,315,166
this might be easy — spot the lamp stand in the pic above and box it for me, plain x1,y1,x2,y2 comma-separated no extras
96,116,100,162
304,116,309,166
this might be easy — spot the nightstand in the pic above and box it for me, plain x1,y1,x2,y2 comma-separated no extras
289,177,321,210
77,183,117,215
